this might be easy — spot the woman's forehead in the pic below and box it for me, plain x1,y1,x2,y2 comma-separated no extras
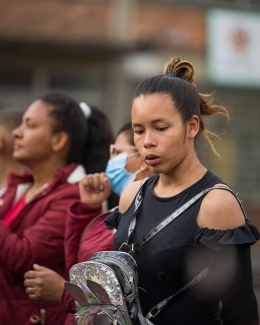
132,93,174,113
24,100,51,120
132,95,179,125
115,132,130,146
133,93,172,106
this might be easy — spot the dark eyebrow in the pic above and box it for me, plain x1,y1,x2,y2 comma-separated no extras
132,118,169,128
151,118,169,123
23,117,33,123
132,123,142,128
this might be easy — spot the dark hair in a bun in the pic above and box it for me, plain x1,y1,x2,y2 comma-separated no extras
132,57,230,156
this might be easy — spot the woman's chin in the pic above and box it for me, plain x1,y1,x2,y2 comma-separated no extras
12,153,27,164
147,165,163,175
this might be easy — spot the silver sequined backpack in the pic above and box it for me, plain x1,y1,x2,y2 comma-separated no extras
65,250,151,325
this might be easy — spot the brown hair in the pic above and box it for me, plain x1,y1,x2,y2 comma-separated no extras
116,122,135,147
39,93,114,173
132,57,230,156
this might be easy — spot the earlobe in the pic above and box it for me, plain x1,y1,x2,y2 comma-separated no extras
188,115,200,139
51,132,69,152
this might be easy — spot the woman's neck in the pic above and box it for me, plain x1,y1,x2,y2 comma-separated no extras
27,159,67,190
154,156,207,198
0,156,24,189
24,159,67,203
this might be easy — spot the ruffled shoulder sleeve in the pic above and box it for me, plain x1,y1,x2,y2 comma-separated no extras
195,219,260,251
104,207,122,230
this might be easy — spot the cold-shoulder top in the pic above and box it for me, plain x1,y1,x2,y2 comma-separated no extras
105,170,260,325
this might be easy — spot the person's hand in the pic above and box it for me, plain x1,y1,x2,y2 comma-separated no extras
79,173,112,209
24,264,65,303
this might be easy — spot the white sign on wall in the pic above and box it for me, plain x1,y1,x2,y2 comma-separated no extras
207,9,260,88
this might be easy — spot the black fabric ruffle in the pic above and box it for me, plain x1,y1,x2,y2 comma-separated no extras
195,219,260,251
104,207,121,230
105,208,260,251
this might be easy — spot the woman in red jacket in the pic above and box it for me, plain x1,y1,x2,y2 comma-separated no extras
65,122,152,272
23,122,152,325
0,93,113,325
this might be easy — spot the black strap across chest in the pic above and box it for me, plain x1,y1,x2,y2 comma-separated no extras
120,178,247,255
119,177,247,320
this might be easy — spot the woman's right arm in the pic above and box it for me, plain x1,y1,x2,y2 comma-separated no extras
119,180,143,214
65,173,112,271
65,202,102,271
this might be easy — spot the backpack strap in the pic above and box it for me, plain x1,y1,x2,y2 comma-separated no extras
122,184,247,255
120,184,247,320
144,185,247,320
126,177,150,239
146,265,210,320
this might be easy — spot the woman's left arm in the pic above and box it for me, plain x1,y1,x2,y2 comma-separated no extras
198,187,259,324
216,245,259,325
197,186,245,230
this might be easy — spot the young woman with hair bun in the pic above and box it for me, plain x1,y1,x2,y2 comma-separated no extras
104,58,259,324
0,93,113,325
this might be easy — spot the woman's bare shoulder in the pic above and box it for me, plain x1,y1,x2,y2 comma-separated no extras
197,184,246,230
119,180,143,214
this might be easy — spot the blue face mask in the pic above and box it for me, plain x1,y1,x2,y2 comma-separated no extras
105,152,141,196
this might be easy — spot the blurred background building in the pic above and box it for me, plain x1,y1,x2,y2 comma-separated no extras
1,0,260,310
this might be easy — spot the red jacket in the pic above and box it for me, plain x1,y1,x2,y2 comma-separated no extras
0,163,85,325
63,201,114,325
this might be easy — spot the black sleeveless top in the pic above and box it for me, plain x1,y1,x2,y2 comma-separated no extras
105,170,259,325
